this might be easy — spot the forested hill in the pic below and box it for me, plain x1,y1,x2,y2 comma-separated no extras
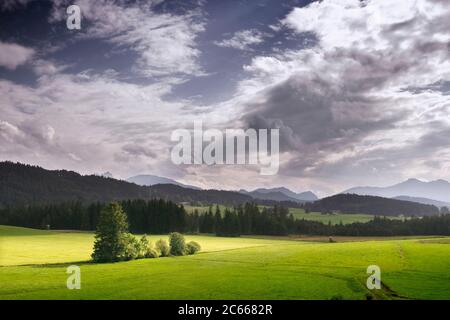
0,162,252,206
304,193,440,217
0,161,148,205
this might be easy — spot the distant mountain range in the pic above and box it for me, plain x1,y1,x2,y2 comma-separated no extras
125,175,318,203
343,178,450,205
240,187,318,203
0,161,447,217
127,174,201,190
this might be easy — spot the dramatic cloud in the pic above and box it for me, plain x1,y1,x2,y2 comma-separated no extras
1,0,450,195
50,0,205,77
231,0,450,190
0,42,34,70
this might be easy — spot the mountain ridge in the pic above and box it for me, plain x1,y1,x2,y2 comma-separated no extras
0,161,249,206
127,174,201,190
342,178,450,203
240,187,318,203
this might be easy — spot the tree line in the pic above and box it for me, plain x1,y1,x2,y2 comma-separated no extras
1,199,450,236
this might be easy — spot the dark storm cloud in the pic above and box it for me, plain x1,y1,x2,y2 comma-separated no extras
284,125,450,187
404,81,450,95
242,73,405,155
236,0,450,186
0,0,33,11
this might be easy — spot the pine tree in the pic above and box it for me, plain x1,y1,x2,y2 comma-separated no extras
91,202,129,262
214,205,222,235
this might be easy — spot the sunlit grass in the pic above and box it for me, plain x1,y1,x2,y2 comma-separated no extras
1,225,449,300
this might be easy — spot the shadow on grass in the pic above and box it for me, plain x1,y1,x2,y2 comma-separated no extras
25,260,94,268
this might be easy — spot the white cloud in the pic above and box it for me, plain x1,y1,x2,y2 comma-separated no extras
50,0,205,77
231,0,450,191
2,0,450,194
0,120,24,142
0,41,34,70
32,59,68,76
0,66,209,178
214,29,265,51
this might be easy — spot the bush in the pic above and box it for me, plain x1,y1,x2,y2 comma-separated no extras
155,239,170,257
169,232,186,256
145,248,160,258
120,233,140,261
185,241,201,255
139,235,151,259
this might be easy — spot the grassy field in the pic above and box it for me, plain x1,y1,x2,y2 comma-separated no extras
289,208,375,225
184,204,229,215
185,204,404,225
287,208,410,225
1,225,450,300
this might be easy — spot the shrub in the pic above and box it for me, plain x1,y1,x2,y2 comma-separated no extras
155,239,170,257
139,235,150,259
145,248,160,258
169,232,186,256
185,241,201,255
120,233,140,261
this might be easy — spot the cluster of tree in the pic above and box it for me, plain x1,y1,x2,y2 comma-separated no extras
197,204,450,236
322,215,450,236
92,203,200,263
0,200,293,236
193,204,294,236
2,198,450,237
303,194,441,217
0,199,188,232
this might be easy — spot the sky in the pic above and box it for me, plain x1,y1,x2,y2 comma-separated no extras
0,0,449,196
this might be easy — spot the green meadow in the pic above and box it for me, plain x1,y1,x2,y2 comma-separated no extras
185,205,405,225
287,208,408,225
1,225,450,300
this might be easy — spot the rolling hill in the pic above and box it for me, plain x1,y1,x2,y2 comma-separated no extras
304,193,440,217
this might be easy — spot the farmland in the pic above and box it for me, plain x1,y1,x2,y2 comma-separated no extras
1,225,449,300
